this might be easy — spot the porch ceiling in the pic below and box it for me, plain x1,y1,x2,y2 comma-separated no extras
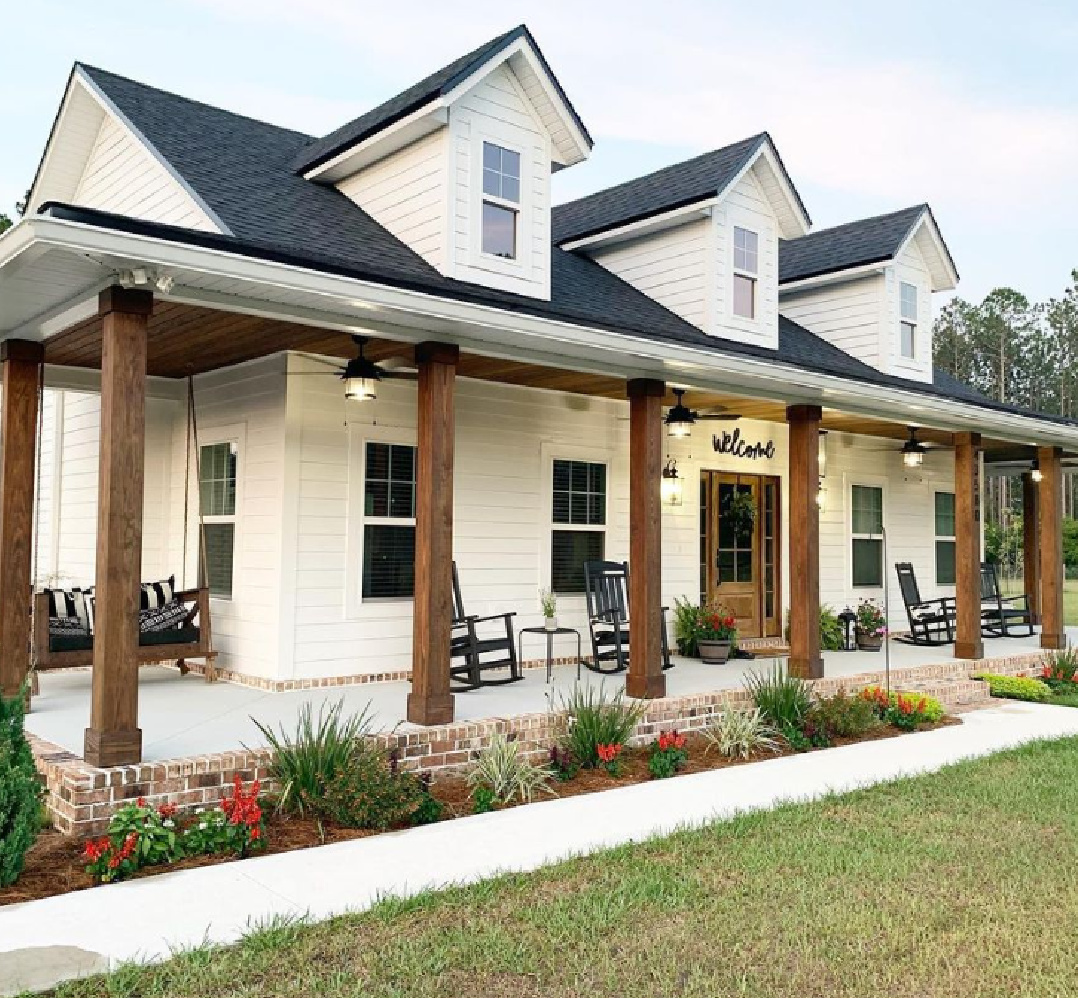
43,299,1027,452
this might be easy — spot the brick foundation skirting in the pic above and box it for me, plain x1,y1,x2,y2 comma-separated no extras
30,647,1054,836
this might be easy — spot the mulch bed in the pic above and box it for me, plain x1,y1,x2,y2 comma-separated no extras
0,717,958,908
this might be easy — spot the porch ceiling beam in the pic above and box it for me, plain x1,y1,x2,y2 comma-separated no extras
407,341,459,727
954,433,984,661
626,378,666,700
786,404,823,679
84,285,151,767
0,339,44,701
1038,446,1065,650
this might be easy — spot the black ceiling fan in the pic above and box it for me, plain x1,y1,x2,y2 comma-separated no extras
664,388,741,438
296,335,417,400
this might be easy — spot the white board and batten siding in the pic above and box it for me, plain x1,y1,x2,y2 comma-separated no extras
73,114,217,231
336,129,448,270
447,63,552,298
780,273,888,371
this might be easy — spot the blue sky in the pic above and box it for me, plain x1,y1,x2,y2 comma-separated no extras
3,0,1076,303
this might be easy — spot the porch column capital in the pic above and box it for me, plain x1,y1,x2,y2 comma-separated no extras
99,286,154,317
626,378,665,399
0,339,45,365
414,341,460,367
785,403,822,423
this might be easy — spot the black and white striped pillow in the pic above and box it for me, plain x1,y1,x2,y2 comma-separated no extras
140,576,176,610
45,588,90,633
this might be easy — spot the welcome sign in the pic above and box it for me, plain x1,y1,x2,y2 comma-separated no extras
712,427,776,461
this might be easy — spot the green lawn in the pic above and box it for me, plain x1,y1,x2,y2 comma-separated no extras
49,737,1078,998
1000,575,1078,626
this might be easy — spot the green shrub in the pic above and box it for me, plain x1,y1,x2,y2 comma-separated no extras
411,774,444,825
253,699,375,815
0,689,41,887
784,605,844,652
561,685,646,769
810,689,882,739
704,708,781,759
973,673,1051,703
1042,646,1078,687
321,744,425,830
745,663,813,730
467,734,553,805
860,686,945,731
647,730,689,779
472,785,498,814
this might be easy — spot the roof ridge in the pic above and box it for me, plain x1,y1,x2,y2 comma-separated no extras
553,132,768,213
784,203,927,243
75,62,315,140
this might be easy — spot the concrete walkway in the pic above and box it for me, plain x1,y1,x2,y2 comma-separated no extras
3,701,1078,993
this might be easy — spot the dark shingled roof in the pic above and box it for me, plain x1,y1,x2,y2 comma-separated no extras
289,25,591,176
552,133,810,245
51,65,1071,432
780,204,944,284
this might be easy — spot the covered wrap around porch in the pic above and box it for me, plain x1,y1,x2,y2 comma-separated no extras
0,248,1074,773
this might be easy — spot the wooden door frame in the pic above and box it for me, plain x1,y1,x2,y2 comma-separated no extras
701,469,782,639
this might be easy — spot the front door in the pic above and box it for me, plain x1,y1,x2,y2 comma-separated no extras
702,472,781,638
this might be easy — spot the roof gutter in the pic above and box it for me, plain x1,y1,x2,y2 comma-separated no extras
3,215,1075,450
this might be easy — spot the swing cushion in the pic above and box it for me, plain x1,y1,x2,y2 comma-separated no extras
44,588,91,633
139,600,191,634
48,615,86,638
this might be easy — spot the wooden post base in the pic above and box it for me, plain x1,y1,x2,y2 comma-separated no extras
787,656,824,680
1041,632,1067,651
84,727,143,768
954,639,984,660
406,692,455,727
626,672,665,700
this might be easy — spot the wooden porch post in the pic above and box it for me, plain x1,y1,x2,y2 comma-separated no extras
0,340,44,701
1022,471,1041,625
626,379,665,699
407,342,459,726
786,405,823,679
1038,446,1065,649
84,287,151,767
954,432,983,660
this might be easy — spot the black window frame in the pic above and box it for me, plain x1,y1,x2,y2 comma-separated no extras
361,441,418,601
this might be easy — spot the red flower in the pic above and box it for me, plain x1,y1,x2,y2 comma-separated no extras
596,743,622,763
136,797,146,807
158,802,177,819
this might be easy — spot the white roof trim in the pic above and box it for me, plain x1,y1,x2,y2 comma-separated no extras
717,139,810,239
1,216,1072,449
559,199,717,252
895,208,959,292
778,260,889,294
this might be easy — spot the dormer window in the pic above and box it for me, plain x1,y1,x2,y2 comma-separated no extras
733,226,758,319
900,282,917,358
481,142,521,259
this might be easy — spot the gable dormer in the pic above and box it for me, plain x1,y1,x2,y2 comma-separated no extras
298,26,591,300
778,206,959,384
553,135,810,351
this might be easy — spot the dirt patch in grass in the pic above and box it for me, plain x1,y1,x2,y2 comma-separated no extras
2,717,957,909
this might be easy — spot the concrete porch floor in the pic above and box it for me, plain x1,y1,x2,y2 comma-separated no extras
24,628,1073,762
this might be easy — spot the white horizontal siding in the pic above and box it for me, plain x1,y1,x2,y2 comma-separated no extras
889,239,934,384
591,218,710,330
336,129,447,269
780,274,887,370
73,114,216,230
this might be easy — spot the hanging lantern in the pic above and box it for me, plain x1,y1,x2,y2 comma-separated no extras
661,457,683,506
838,606,858,651
341,335,383,401
664,389,696,439
901,426,926,468
1031,461,1043,483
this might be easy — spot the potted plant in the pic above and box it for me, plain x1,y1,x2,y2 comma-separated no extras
672,596,704,657
540,588,557,631
697,607,738,664
854,598,887,651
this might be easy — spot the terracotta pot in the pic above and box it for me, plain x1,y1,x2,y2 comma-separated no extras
698,638,732,664
855,627,883,652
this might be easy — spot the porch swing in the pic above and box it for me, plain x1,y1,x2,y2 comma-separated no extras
31,377,218,682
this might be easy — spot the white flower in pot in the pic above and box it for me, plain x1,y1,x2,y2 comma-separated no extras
540,588,557,630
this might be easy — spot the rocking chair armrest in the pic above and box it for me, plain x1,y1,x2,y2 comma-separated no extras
996,593,1030,609
911,597,953,613
467,612,517,626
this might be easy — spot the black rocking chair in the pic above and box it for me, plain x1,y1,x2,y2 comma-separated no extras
582,560,673,674
449,562,521,692
894,562,955,645
980,562,1034,638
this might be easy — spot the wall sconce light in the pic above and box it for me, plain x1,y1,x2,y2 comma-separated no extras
661,457,683,506
1031,462,1043,483
816,480,826,509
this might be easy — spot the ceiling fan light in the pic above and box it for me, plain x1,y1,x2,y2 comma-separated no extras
901,426,926,468
344,374,379,400
665,389,696,438
341,337,383,401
